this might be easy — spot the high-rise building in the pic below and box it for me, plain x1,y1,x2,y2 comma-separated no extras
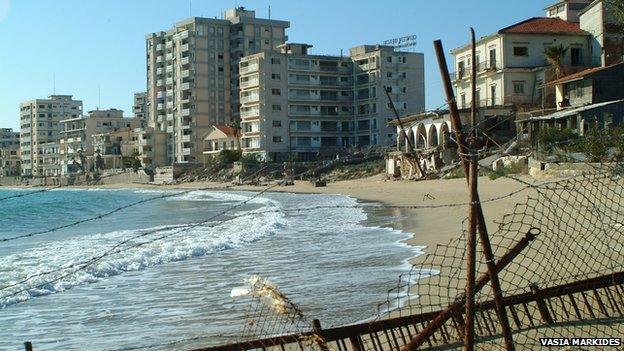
19,95,83,176
133,92,148,123
145,7,289,164
237,43,425,161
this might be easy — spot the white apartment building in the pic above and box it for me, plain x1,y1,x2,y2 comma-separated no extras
19,95,83,176
238,43,425,161
59,108,143,174
0,128,20,177
451,16,596,111
145,7,289,164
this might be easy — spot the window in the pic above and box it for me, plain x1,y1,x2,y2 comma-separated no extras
272,104,281,111
386,56,393,63
385,86,393,93
271,89,281,95
513,81,525,94
513,46,528,56
272,120,282,127
386,72,393,78
271,73,281,80
271,58,281,64
401,87,407,93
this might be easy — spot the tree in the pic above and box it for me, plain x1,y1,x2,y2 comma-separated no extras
228,119,242,151
606,0,624,33
545,45,568,78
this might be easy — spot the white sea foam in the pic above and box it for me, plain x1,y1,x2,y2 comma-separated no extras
0,202,284,308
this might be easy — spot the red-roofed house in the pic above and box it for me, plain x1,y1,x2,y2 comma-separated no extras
202,125,240,161
451,14,598,113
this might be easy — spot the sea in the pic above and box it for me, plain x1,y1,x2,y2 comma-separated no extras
0,187,421,350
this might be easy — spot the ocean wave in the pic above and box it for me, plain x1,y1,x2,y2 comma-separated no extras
0,205,284,308
170,190,278,206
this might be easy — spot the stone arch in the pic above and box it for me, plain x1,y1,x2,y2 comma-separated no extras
407,129,417,152
439,122,450,149
415,124,426,149
428,124,439,148
398,129,407,151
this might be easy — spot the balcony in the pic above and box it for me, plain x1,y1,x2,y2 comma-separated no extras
156,44,164,51
181,69,190,78
240,78,259,89
166,77,174,85
240,108,260,118
451,60,498,81
156,67,164,75
165,53,174,60
166,101,174,108
240,93,260,104
156,79,164,87
166,65,173,73
157,103,164,110
181,82,191,91
166,90,173,97
181,148,191,156
157,91,165,99
181,134,191,142
240,63,259,74
180,108,190,116
166,41,173,49
156,56,164,63
181,56,190,65
166,126,174,133
179,31,189,40
180,43,189,52
166,113,174,121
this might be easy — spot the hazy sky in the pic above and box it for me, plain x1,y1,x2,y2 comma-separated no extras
0,0,548,129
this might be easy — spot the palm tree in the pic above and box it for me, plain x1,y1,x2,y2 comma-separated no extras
545,45,568,78
228,119,242,151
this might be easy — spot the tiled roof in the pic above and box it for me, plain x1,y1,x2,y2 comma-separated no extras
549,62,624,85
213,125,237,137
499,17,586,35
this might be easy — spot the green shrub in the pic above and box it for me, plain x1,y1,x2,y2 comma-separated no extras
217,149,242,164
240,153,262,167
537,128,577,150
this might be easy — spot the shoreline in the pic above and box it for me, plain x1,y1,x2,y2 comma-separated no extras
1,174,538,257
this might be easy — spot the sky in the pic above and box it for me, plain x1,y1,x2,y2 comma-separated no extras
0,0,550,130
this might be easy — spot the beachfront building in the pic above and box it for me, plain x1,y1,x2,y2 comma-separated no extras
238,43,425,161
40,142,61,177
451,16,597,112
202,125,239,161
145,7,289,164
19,95,83,177
59,109,143,175
517,62,624,143
133,92,148,123
93,127,169,169
0,128,20,177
